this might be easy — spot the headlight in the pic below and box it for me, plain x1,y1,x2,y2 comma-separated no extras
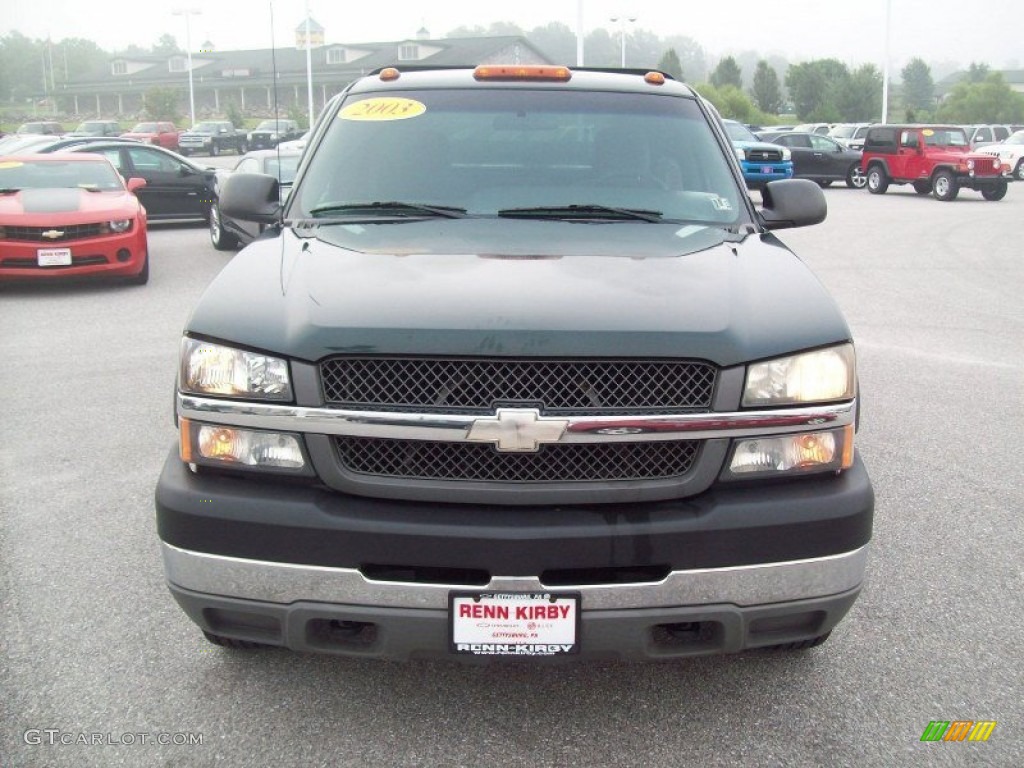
247,132,254,141
966,159,975,170
735,147,746,161
780,148,792,161
270,133,279,139
743,344,855,407
180,338,293,400
722,426,854,479
108,219,132,233
180,419,307,472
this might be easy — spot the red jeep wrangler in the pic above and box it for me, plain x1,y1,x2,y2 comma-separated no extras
861,124,1008,201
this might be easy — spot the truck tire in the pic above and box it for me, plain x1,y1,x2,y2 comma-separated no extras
932,170,959,201
866,165,888,194
981,181,1007,201
846,164,867,189
209,204,238,250
210,141,220,157
1016,159,1024,181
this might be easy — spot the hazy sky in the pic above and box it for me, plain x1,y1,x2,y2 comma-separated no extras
2,0,1020,71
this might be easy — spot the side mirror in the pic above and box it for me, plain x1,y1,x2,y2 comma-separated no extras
759,179,826,230
219,172,282,223
126,177,147,193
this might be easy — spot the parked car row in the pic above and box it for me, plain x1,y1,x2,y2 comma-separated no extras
6,117,307,157
751,121,1018,200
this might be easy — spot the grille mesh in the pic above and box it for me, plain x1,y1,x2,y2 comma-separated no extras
3,223,105,242
320,357,716,414
334,436,700,483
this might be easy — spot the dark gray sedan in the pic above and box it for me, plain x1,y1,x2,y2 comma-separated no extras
758,131,866,189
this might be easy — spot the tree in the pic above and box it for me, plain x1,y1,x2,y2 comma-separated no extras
528,22,576,64
657,49,683,81
965,62,989,84
750,60,782,114
901,57,934,112
709,56,742,89
583,28,618,68
834,64,882,120
0,31,45,101
224,100,244,128
662,35,707,82
785,62,830,119
152,33,181,56
694,83,770,125
143,87,181,122
937,72,1024,123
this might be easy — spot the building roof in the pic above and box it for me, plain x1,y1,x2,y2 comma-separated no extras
61,36,551,93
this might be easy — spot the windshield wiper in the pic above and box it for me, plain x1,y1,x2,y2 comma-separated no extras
497,204,663,223
0,188,21,194
308,201,467,219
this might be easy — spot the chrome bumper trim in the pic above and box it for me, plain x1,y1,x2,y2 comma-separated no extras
177,394,855,445
162,544,868,610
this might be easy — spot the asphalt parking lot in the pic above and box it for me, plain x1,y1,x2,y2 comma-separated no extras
2,182,1022,767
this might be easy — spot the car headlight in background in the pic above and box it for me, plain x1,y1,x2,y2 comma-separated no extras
780,148,792,161
107,219,132,233
742,344,855,407
735,147,746,161
180,338,293,400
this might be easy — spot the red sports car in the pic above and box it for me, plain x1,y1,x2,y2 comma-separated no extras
0,154,149,284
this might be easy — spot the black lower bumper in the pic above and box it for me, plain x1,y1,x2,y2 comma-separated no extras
155,449,873,576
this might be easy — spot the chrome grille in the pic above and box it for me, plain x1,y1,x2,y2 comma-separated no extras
320,357,717,414
746,148,783,162
334,436,700,482
3,223,105,242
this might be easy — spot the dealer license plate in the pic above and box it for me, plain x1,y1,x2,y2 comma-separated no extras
450,592,580,656
762,165,774,174
37,248,72,267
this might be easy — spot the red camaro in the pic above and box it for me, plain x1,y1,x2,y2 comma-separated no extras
0,154,149,284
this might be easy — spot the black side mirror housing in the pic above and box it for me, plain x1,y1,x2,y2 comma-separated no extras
759,179,827,230
219,172,282,223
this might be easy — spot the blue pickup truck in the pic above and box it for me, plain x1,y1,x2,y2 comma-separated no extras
723,119,794,188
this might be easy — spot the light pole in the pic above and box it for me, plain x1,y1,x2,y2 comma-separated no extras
576,0,584,66
881,0,891,123
305,0,314,128
173,8,201,128
610,16,637,69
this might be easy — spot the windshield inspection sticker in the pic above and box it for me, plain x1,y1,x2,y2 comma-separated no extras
339,98,426,121
0,161,24,169
922,129,935,137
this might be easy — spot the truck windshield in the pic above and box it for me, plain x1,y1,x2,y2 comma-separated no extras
723,121,759,143
294,89,744,226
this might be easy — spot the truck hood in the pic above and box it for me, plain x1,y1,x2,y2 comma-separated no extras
187,219,851,366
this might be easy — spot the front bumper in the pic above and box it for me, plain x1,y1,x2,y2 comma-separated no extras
0,230,146,280
156,449,873,659
740,161,793,185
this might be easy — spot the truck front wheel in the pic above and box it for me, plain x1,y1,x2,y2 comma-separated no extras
932,170,959,201
981,182,1007,201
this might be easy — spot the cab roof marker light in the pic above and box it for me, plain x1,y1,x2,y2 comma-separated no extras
379,67,400,81
473,65,572,82
644,72,666,85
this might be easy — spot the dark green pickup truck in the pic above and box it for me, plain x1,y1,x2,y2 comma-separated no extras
156,65,873,661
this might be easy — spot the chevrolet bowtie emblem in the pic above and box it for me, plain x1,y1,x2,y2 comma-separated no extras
41,229,65,239
466,408,569,452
